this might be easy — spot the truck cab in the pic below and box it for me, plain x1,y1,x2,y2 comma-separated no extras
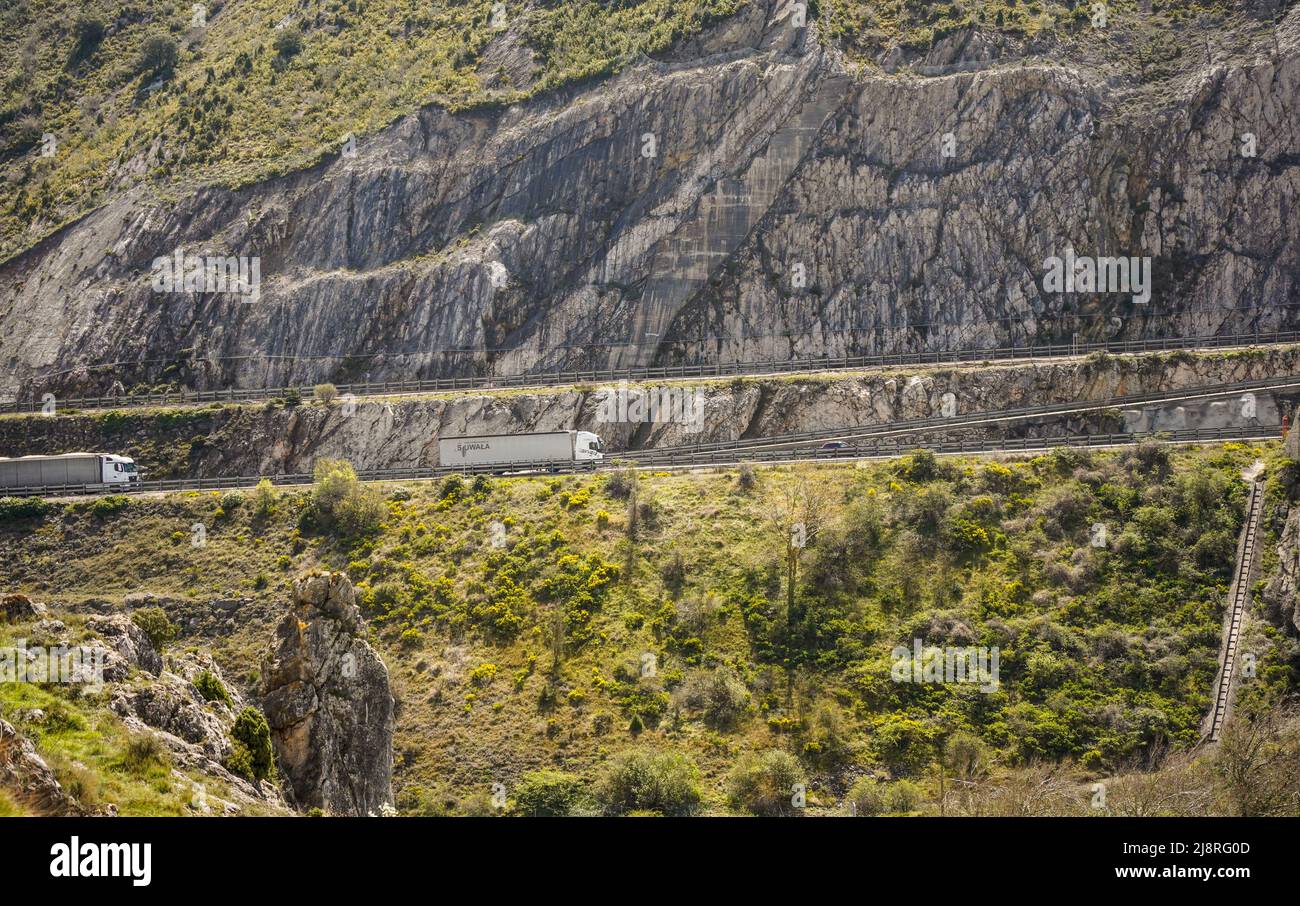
575,432,604,463
103,455,140,485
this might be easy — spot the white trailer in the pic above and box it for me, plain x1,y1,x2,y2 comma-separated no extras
438,431,603,471
0,453,140,492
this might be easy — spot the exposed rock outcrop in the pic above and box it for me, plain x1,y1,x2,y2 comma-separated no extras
86,614,164,676
3,346,1296,478
1,593,47,621
1,6,1296,398
1264,506,1300,635
0,717,84,816
262,572,394,816
0,717,85,816
109,651,285,810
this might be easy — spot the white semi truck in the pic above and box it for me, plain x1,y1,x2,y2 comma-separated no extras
438,431,603,471
0,453,141,492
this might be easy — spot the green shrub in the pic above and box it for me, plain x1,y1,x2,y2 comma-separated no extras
225,744,254,781
727,749,806,816
897,448,941,482
0,497,53,521
603,469,635,499
121,733,168,776
229,707,275,782
438,474,465,501
309,458,384,535
801,699,855,769
273,26,304,59
596,749,702,816
736,463,757,491
314,383,339,404
194,670,233,707
70,16,105,64
252,478,276,517
89,495,129,518
131,607,175,652
512,770,586,817
137,34,179,78
847,777,925,816
677,666,749,728
469,663,498,686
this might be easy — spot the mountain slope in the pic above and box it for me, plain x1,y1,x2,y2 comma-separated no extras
1,1,1296,399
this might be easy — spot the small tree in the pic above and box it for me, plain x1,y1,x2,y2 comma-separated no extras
596,749,702,816
252,478,276,517
229,707,275,782
194,670,233,708
273,26,304,60
137,34,179,79
131,606,176,652
314,383,339,404
309,458,383,535
70,16,105,64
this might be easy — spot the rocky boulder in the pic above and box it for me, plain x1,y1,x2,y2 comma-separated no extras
1265,506,1300,635
262,572,394,816
110,672,232,761
86,614,163,676
0,717,83,816
1,593,46,622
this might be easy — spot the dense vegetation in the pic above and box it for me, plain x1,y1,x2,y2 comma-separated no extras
4,442,1296,815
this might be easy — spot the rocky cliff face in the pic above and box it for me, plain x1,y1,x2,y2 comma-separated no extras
0,347,1293,477
1264,506,1300,634
1,3,1296,399
262,573,394,816
1265,405,1300,635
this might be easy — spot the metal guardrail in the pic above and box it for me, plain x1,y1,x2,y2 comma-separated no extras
618,374,1300,459
4,330,1300,415
623,425,1279,467
4,425,1278,499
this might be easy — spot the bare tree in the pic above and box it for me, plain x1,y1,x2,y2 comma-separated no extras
764,474,833,708
1215,706,1300,817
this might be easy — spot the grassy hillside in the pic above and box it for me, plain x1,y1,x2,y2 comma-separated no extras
3,442,1295,815
0,613,285,816
3,0,1287,260
818,0,1279,58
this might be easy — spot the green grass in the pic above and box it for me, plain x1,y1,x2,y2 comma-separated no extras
0,787,31,816
0,663,280,815
1,442,1289,814
819,0,1254,58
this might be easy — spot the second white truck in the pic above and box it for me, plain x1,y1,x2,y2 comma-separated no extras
437,431,603,471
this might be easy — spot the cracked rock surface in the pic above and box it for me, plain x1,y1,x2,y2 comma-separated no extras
1,3,1295,398
262,572,395,816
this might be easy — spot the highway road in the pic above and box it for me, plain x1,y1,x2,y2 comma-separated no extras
4,330,1300,415
13,423,1281,500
